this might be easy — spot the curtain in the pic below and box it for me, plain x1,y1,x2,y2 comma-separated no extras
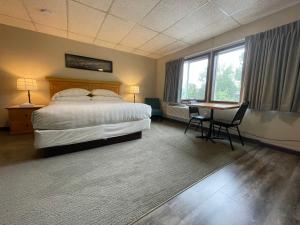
243,20,300,112
163,58,184,103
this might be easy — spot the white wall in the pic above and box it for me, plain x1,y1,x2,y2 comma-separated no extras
156,4,300,151
0,24,156,127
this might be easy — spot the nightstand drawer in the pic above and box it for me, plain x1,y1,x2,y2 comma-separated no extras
10,121,33,134
6,105,45,135
8,109,33,122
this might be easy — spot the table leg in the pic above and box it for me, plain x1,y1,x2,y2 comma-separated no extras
208,109,214,138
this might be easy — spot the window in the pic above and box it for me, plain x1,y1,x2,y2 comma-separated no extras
181,56,208,100
181,43,245,103
211,46,245,102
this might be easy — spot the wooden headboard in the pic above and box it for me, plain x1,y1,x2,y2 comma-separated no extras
46,77,122,97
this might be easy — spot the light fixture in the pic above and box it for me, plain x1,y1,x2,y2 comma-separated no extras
129,85,139,103
17,78,38,107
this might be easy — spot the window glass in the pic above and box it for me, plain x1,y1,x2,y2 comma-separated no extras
211,46,245,102
181,57,208,100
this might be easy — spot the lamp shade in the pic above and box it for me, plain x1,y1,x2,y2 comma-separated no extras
17,78,37,91
129,85,140,94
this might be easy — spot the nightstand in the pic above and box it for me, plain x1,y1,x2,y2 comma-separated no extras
6,105,44,134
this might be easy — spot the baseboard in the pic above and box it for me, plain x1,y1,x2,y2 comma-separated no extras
163,117,300,156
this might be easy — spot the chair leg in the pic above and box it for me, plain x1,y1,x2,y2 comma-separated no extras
218,125,221,137
195,120,201,131
236,126,244,145
184,119,193,134
226,127,234,150
200,121,204,137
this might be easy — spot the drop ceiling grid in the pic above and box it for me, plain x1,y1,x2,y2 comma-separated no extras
0,0,299,59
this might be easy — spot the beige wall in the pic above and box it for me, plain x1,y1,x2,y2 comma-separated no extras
0,24,156,127
156,4,300,151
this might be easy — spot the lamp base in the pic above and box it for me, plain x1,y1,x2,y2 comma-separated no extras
19,103,35,107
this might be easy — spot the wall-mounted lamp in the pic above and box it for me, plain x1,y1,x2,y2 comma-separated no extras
129,85,140,103
17,78,37,106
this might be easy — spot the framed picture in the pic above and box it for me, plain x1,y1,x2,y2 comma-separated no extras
65,54,113,73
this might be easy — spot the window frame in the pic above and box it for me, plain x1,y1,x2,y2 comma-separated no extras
181,53,210,102
180,42,245,104
208,43,245,104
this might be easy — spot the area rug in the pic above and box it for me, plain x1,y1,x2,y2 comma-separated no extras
0,121,251,225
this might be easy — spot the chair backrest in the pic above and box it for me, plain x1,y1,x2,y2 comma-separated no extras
232,101,249,125
144,98,161,109
188,106,199,117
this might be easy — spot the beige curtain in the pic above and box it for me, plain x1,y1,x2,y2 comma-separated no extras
243,20,300,112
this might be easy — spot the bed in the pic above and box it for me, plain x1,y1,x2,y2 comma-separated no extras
32,77,151,150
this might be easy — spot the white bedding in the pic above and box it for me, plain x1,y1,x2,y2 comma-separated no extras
32,100,152,130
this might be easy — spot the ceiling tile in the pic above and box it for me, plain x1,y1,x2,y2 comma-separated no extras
96,15,135,43
75,0,113,11
110,0,160,22
94,39,116,48
231,0,300,24
24,0,67,30
0,14,35,31
142,0,208,32
139,34,176,52
132,49,150,56
164,2,229,39
182,17,239,44
156,40,189,55
147,53,162,59
68,0,106,37
35,23,67,38
68,32,94,43
120,25,158,48
0,0,30,20
114,44,134,53
212,0,259,15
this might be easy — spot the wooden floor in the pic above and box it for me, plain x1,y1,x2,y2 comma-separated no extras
133,146,300,225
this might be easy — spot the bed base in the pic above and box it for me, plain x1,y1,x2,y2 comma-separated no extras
41,131,142,157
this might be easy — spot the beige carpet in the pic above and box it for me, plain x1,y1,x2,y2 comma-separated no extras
0,121,252,225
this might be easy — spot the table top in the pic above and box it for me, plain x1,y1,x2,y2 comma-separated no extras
188,102,240,110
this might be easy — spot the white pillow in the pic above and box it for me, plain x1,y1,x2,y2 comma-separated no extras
91,96,123,102
91,89,120,97
53,88,90,99
53,96,92,101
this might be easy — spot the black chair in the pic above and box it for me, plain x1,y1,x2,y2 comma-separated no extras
184,106,210,136
213,101,249,150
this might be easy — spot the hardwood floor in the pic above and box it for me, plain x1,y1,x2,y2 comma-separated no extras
132,147,300,225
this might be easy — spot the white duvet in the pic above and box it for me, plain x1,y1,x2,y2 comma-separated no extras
32,101,152,130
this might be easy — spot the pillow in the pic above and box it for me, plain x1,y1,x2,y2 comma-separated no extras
91,89,120,97
91,96,123,102
53,96,92,101
52,88,90,99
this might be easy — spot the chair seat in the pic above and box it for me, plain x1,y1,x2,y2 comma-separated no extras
213,120,237,127
152,109,163,116
191,115,210,121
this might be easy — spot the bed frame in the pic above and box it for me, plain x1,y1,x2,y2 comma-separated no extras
47,77,121,97
37,77,145,155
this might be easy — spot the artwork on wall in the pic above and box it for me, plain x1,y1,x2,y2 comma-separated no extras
65,54,113,73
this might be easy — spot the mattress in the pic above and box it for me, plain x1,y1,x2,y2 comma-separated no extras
34,119,151,149
32,101,152,130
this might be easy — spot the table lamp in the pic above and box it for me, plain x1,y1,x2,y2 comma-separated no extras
129,85,139,103
17,78,37,107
